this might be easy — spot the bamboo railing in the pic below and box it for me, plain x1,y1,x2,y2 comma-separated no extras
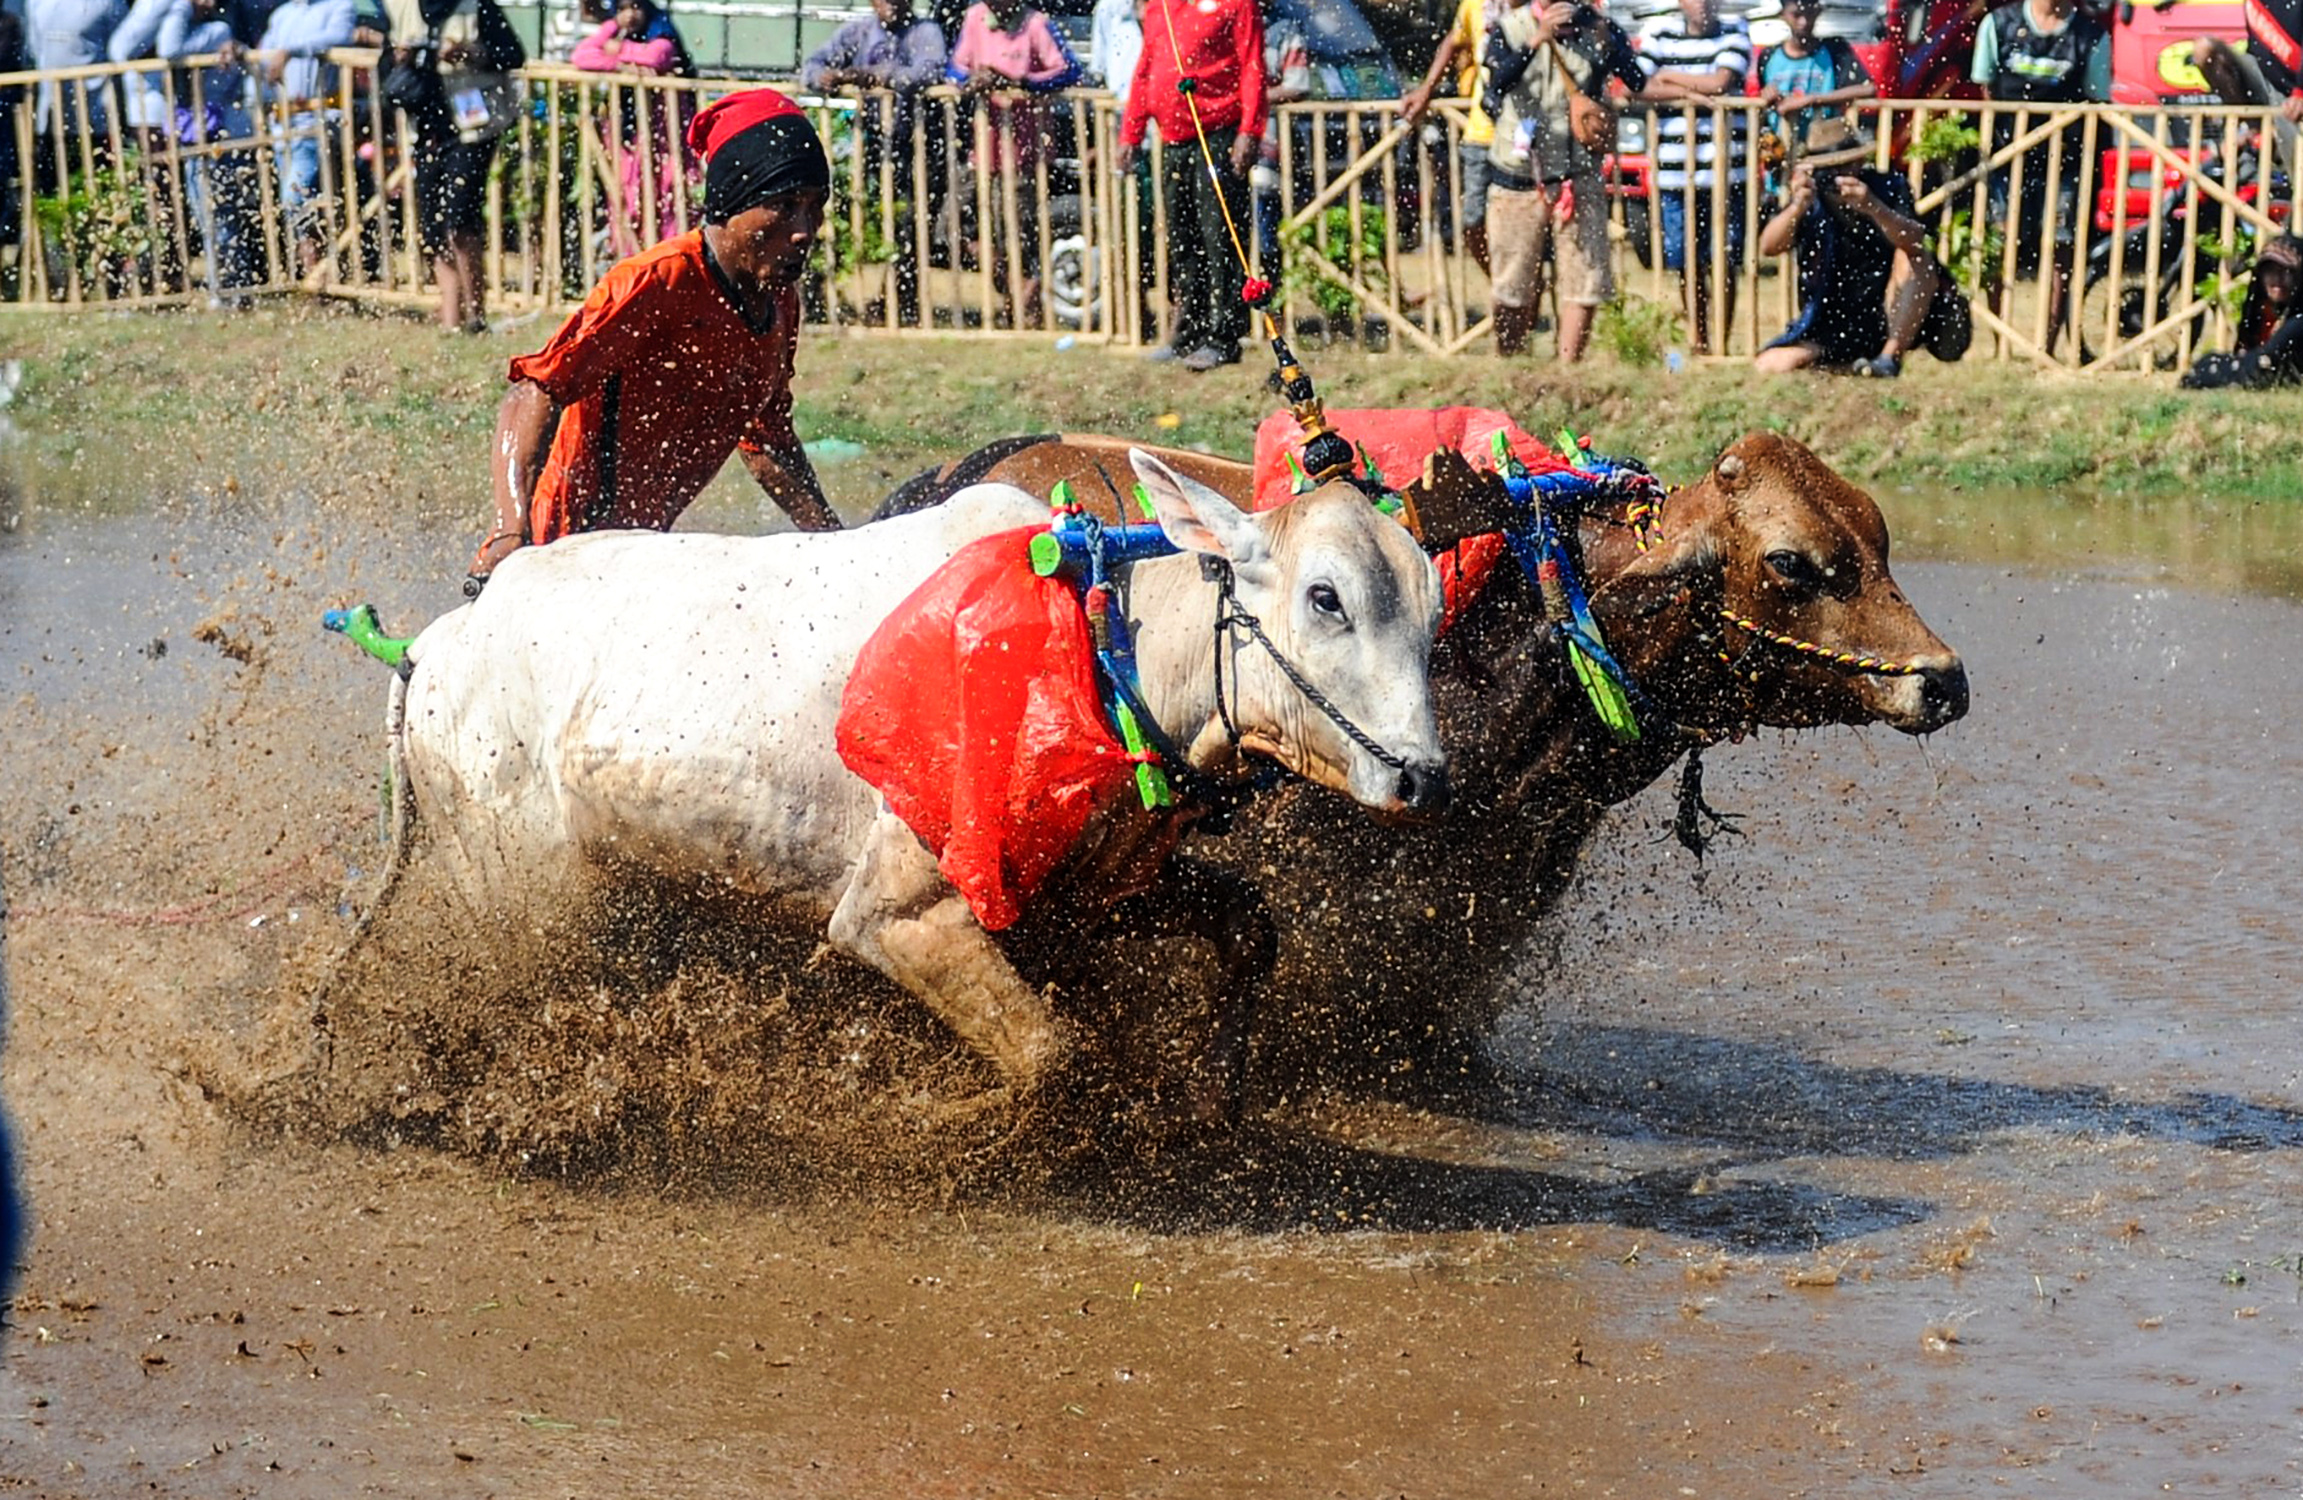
3,54,2296,373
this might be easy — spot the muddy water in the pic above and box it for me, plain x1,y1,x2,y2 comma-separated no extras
2,484,2299,1497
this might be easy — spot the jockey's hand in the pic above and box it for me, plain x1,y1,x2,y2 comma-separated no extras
1228,131,1257,176
1116,142,1139,175
472,530,523,580
1397,83,1432,125
2283,92,2303,125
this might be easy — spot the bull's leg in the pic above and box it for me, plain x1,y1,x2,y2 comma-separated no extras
1111,856,1278,1125
828,810,1076,1097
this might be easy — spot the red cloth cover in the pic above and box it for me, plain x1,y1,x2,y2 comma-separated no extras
1247,405,1557,513
836,527,1134,932
1250,406,1568,634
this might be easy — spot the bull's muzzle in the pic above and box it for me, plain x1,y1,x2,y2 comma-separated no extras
1915,658,1969,733
1394,759,1451,819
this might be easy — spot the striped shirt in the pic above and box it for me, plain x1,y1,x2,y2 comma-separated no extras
1637,16,1750,190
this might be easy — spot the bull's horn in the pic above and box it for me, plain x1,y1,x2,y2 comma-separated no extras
1716,452,1746,483
1403,448,1517,551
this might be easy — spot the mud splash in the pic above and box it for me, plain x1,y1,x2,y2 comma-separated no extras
2,478,2300,1495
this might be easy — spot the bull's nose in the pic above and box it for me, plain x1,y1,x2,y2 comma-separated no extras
1395,761,1451,817
1918,659,1969,730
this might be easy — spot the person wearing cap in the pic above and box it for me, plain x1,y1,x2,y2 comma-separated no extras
1755,119,1965,377
466,87,839,591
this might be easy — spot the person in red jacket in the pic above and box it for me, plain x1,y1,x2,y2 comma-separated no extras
468,87,841,593
1117,0,1266,371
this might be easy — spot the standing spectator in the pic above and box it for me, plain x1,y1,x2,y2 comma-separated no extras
802,0,946,323
1755,122,1963,376
1119,0,1264,370
1634,0,1751,354
113,0,261,297
469,88,839,589
804,0,945,96
1398,0,1498,274
28,0,128,159
382,0,527,332
225,0,280,45
1481,0,1639,360
1969,0,2107,356
2181,233,2302,387
1089,0,1139,98
1251,0,1310,273
1753,0,1872,148
255,0,357,273
0,9,23,269
947,0,1078,329
1095,0,1159,332
572,0,696,255
2190,0,2299,166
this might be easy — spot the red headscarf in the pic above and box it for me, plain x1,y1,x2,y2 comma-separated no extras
685,88,829,222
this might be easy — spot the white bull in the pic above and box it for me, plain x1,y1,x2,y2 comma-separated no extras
378,451,1445,1104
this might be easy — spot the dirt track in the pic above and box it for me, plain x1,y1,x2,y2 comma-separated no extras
4,391,2301,1494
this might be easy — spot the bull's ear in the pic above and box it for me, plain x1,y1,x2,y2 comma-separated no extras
1130,448,1272,573
1404,448,1517,551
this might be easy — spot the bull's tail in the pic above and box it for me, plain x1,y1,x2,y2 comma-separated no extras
874,434,1060,521
305,645,422,1076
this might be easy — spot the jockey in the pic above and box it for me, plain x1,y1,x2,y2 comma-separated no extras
467,87,840,594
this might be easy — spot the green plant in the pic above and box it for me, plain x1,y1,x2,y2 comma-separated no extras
1910,114,1981,165
2195,227,2260,326
1279,203,1387,329
33,161,159,294
1933,206,2006,292
1592,294,1681,366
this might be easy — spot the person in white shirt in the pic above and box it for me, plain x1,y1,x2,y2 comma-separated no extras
1090,0,1139,100
1633,0,1750,352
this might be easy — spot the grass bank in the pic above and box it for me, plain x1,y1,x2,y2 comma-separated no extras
5,301,2296,530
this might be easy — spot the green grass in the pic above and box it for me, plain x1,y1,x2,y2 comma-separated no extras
4,300,2298,533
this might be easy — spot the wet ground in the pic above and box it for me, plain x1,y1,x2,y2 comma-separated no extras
1,472,2298,1496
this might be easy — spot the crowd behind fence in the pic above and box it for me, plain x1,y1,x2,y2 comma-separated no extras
3,51,2298,375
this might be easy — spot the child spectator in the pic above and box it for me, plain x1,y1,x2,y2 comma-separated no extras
1753,0,1872,148
948,0,1078,329
573,0,697,255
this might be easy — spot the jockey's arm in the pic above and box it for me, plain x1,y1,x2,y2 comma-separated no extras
743,442,844,531
474,379,564,579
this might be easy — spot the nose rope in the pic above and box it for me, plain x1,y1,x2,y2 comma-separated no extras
1595,483,1933,678
1716,610,1933,676
1209,564,1414,777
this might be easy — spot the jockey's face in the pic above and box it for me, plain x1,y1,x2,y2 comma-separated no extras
718,188,828,291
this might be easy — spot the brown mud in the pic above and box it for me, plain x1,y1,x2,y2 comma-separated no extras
3,448,2301,1494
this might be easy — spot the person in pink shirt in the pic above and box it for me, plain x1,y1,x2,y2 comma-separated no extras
573,0,697,255
948,0,1079,326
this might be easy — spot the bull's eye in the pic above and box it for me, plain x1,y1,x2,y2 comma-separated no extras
1765,550,1821,590
1308,582,1346,619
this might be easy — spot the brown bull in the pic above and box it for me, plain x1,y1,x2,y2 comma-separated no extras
882,429,1968,1099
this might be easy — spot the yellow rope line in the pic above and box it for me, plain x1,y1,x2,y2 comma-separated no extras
1717,610,1930,676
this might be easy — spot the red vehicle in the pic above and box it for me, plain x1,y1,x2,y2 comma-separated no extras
1881,0,2252,103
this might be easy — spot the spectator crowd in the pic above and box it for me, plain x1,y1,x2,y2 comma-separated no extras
0,0,2296,384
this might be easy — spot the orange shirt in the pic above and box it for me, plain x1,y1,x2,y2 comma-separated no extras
511,229,801,544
